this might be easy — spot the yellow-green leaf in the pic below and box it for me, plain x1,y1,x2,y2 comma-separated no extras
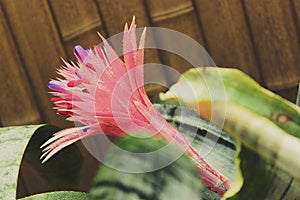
160,67,300,198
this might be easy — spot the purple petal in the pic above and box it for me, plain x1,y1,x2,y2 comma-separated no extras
48,80,66,92
74,45,88,62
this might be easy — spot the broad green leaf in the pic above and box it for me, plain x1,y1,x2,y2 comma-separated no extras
161,82,300,200
0,125,45,200
160,67,300,198
21,125,83,189
90,135,204,200
160,67,300,138
20,191,91,200
0,125,85,200
226,147,300,200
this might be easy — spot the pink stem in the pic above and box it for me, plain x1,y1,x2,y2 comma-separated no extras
161,122,231,196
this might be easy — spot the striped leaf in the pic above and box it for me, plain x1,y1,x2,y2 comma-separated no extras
0,125,84,199
160,67,300,199
0,125,44,200
20,191,91,200
90,135,204,200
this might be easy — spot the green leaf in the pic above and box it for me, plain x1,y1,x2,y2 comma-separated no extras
0,124,85,199
161,67,300,138
0,125,45,200
226,82,300,199
226,147,300,199
160,67,300,198
19,191,91,200
21,125,83,189
90,135,204,200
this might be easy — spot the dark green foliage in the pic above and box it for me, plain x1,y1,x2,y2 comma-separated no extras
90,136,203,200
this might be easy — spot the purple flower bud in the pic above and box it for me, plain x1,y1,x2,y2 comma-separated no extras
48,80,65,92
74,45,88,62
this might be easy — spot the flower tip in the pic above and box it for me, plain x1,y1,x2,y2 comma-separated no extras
74,45,88,62
48,80,63,92
130,16,136,29
124,23,128,31
97,32,106,42
40,154,48,164
48,80,68,94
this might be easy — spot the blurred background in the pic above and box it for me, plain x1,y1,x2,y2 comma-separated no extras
1,0,300,128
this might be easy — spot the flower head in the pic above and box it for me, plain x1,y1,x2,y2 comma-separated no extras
42,17,231,195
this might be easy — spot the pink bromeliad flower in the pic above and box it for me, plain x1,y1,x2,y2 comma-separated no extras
42,17,231,195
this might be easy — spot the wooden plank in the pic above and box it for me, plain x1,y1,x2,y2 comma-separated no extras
244,0,300,89
95,0,150,34
145,0,205,85
49,0,103,59
95,0,169,95
292,0,300,87
293,0,300,30
1,0,72,127
0,3,41,126
194,0,261,82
